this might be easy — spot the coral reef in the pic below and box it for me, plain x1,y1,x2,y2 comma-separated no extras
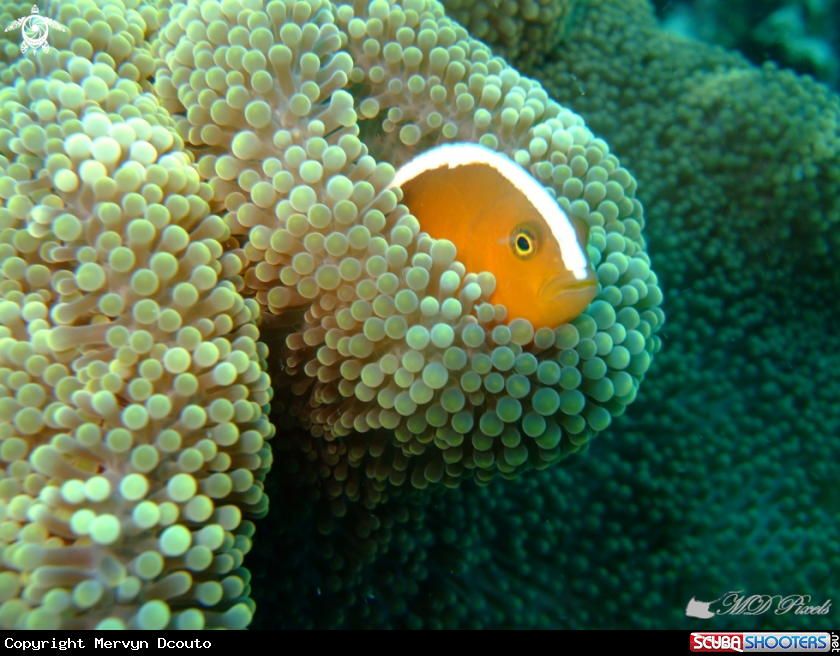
442,0,575,68
536,0,840,626
653,0,840,90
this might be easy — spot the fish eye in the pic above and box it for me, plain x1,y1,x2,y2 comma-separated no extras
510,225,538,260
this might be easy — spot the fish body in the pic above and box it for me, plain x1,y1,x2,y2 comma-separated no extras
391,143,599,328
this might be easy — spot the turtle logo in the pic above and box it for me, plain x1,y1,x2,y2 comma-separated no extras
5,5,66,54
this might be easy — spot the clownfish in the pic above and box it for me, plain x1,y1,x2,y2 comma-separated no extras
391,143,600,329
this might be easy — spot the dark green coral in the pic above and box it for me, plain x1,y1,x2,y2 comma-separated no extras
652,0,840,90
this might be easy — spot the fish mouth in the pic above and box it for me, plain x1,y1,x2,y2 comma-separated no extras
540,269,600,302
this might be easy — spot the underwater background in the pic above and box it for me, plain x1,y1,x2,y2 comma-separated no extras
0,0,837,631
248,0,840,629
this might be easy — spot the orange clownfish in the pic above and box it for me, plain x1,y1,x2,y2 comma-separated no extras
391,143,600,329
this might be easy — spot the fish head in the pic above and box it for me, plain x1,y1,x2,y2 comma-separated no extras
492,211,599,328
389,141,601,329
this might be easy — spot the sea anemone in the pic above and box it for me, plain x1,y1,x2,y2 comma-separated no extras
156,0,662,511
0,0,268,629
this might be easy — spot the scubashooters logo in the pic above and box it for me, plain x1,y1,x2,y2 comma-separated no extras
686,591,831,618
690,633,832,653
4,5,65,54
